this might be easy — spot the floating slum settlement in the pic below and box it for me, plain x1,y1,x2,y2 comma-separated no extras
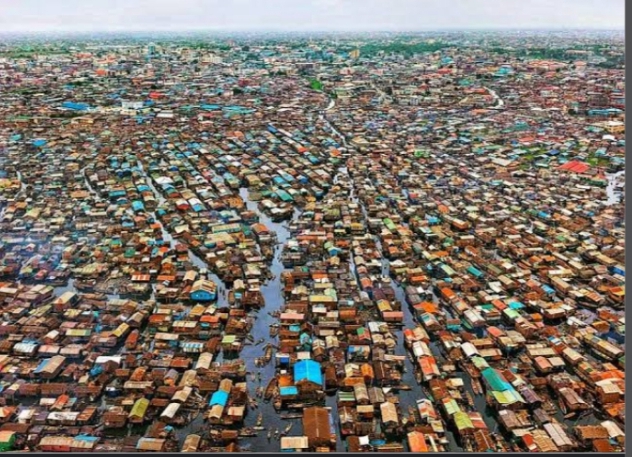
0,33,625,452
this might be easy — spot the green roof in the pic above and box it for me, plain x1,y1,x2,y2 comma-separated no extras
443,398,461,416
504,309,520,319
129,398,149,418
472,356,489,369
454,411,474,431
492,389,524,405
339,391,355,401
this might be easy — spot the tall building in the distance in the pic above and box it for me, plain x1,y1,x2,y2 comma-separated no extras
147,42,157,58
350,49,360,60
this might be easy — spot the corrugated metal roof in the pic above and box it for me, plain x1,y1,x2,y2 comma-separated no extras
454,411,474,431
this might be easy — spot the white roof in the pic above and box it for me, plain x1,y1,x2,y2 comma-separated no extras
95,356,122,365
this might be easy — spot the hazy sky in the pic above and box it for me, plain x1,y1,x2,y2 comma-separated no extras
0,0,625,32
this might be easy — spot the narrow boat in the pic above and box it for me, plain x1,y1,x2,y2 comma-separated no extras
465,392,475,407
256,413,263,426
407,406,416,424
74,279,97,292
471,378,483,395
263,346,273,363
281,423,293,436
264,376,278,401
239,428,257,437
280,413,302,420
558,399,568,415
287,402,318,409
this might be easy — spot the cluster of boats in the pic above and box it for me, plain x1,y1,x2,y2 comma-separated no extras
254,344,274,367
238,412,294,441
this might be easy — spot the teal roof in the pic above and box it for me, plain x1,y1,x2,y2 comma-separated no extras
481,367,511,392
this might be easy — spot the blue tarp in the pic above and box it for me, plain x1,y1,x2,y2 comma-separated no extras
62,101,90,111
278,355,290,364
611,266,625,277
90,365,103,377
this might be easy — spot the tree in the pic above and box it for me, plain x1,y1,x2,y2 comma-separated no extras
309,79,323,91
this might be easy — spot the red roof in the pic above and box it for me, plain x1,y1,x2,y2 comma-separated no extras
559,160,590,174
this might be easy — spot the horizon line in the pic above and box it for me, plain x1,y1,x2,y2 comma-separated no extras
0,27,624,35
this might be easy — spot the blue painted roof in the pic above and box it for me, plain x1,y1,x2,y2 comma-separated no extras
542,285,555,294
280,386,298,396
509,301,524,310
294,359,322,385
74,436,99,442
209,390,229,407
132,201,145,212
62,101,90,111
34,358,50,374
